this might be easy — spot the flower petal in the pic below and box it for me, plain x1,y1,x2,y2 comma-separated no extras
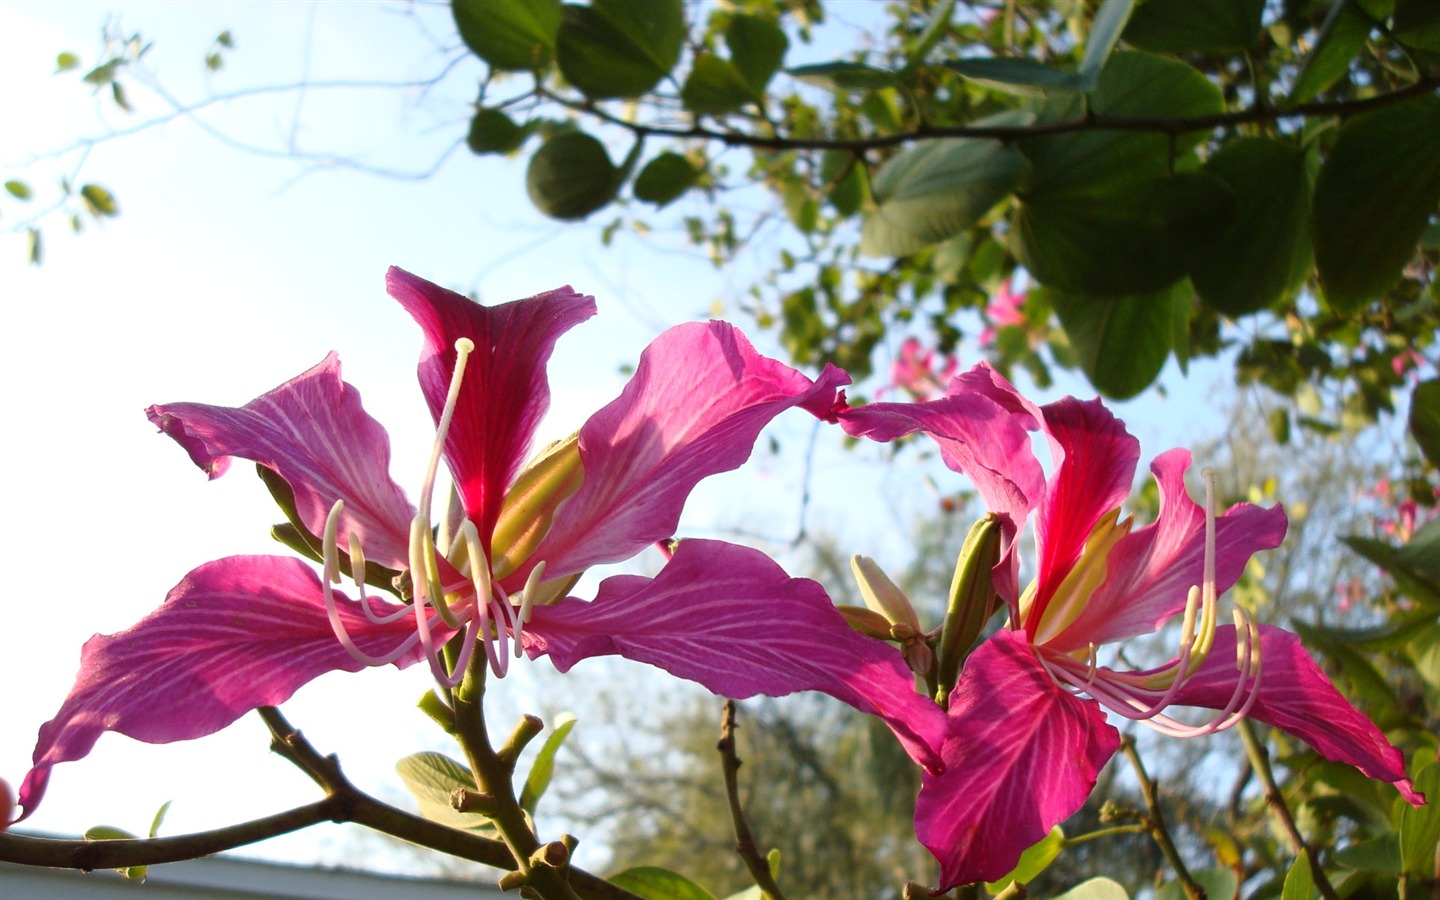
1052,448,1288,651
916,629,1120,889
838,363,1043,603
522,539,946,772
16,556,426,822
1172,623,1423,806
1026,397,1140,637
147,353,415,569
386,267,596,547
521,322,850,581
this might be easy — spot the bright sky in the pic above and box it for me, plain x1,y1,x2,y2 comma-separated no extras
0,0,1231,877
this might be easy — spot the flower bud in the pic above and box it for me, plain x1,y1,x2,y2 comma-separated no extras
849,555,921,631
934,513,1002,707
491,434,584,579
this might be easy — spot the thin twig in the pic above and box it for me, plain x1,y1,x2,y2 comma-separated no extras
1236,720,1340,900
1122,737,1205,900
717,699,787,900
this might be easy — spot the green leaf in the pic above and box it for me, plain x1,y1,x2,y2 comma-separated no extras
4,180,31,200
1410,379,1440,468
27,227,41,265
726,13,787,94
945,57,1080,98
1289,0,1375,105
80,183,118,217
1052,877,1130,900
85,825,147,879
148,800,171,838
1282,852,1318,900
1076,0,1135,89
907,0,956,65
1021,52,1223,192
1396,517,1440,584
1334,833,1403,873
1312,94,1440,313
1049,279,1192,399
82,59,121,86
526,131,619,220
1013,173,1233,297
633,152,698,207
1343,534,1440,607
1154,869,1239,900
986,826,1064,893
681,54,757,114
453,0,561,72
55,51,79,72
1394,0,1440,50
394,752,498,833
557,0,684,99
519,712,577,814
1191,137,1314,316
861,138,1029,257
608,866,718,900
787,61,897,91
1123,0,1265,53
467,108,526,155
1399,762,1440,876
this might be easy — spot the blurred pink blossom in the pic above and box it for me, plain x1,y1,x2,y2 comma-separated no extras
885,336,958,401
979,280,1028,348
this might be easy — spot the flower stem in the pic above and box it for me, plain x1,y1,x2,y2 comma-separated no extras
1121,737,1204,900
452,646,581,900
1236,720,1340,900
718,699,788,900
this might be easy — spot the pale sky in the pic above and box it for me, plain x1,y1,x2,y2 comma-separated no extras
0,0,1233,877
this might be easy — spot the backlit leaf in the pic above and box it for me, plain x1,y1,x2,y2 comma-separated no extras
453,0,561,72
80,184,118,217
1289,0,1374,105
467,108,526,155
608,867,718,900
1312,94,1440,313
1192,137,1314,316
1123,0,1265,53
1053,878,1129,900
1049,279,1192,400
682,54,756,114
519,712,577,814
4,180,31,200
985,826,1064,893
395,751,498,833
526,131,619,220
634,152,698,207
861,138,1029,257
557,0,684,99
1076,0,1135,88
726,13,787,93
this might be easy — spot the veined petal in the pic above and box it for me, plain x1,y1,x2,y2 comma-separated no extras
521,322,850,581
15,556,428,822
837,363,1043,603
147,353,415,569
521,539,945,772
1052,450,1287,651
386,267,596,547
916,630,1120,889
1171,623,1423,806
1026,397,1140,637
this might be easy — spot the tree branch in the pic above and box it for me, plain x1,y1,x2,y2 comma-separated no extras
1236,719,1340,900
718,699,787,900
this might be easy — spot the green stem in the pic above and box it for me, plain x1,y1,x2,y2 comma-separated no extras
1236,720,1340,900
1122,737,1204,900
1063,823,1149,847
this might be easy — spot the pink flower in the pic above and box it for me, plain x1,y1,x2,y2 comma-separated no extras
886,337,959,401
978,281,1027,348
14,268,946,824
840,363,1424,889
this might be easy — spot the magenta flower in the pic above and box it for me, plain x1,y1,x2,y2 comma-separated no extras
14,268,945,823
840,363,1424,889
978,280,1028,349
886,337,959,401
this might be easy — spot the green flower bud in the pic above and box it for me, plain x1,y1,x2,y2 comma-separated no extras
934,513,1002,707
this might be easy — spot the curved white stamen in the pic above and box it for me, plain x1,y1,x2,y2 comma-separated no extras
410,517,461,630
322,500,425,666
512,560,548,657
348,531,411,625
322,500,344,585
418,338,475,525
491,592,517,675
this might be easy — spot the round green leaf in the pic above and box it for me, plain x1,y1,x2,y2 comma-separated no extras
1312,94,1440,313
453,0,561,72
395,751,499,834
1049,279,1193,399
1191,137,1314,316
526,131,619,220
1013,172,1233,297
633,152,699,207
1123,0,1265,53
466,108,525,155
681,54,756,115
1411,379,1440,469
80,183,119,217
1155,870,1239,900
726,13,787,93
557,0,684,99
1052,878,1129,900
861,138,1030,257
4,180,32,200
608,867,718,900
1020,52,1222,194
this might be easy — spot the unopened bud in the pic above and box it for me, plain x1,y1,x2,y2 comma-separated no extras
836,605,894,640
934,513,1002,707
850,555,920,631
